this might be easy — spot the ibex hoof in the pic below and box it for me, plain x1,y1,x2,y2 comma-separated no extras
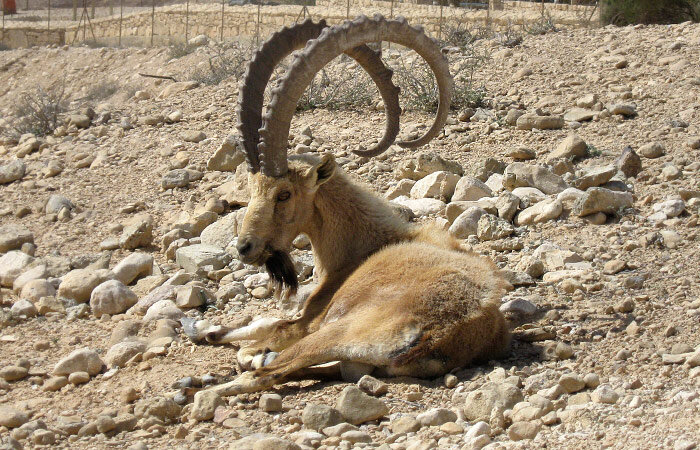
238,348,278,370
204,327,228,344
181,318,220,343
237,347,257,371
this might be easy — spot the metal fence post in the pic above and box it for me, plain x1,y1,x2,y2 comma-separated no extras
346,0,349,19
185,0,189,43
151,0,155,46
256,2,261,45
48,0,51,32
73,0,77,21
119,0,123,46
91,0,94,19
220,0,224,41
438,0,443,40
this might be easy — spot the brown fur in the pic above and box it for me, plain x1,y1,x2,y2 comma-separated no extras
208,153,511,396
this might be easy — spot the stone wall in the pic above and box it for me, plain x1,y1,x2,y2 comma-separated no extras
0,28,65,48
0,1,597,49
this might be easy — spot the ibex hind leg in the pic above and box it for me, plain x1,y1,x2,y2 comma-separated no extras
209,321,404,396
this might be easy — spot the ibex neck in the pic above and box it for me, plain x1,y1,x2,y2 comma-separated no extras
301,170,413,279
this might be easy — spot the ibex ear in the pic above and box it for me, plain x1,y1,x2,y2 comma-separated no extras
306,153,336,187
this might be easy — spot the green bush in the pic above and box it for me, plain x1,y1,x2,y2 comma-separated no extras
601,0,699,25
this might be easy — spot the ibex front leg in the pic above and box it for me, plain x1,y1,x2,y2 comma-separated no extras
207,275,348,370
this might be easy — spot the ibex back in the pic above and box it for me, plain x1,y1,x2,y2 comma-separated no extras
191,16,511,396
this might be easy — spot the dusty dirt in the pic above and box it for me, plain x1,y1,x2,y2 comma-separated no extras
0,19,699,450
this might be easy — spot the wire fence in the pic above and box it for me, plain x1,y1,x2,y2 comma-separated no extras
0,0,599,49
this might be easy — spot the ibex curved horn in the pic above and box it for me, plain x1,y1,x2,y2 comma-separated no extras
259,15,454,177
238,18,401,173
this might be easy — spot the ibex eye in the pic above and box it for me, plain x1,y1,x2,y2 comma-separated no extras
277,191,291,202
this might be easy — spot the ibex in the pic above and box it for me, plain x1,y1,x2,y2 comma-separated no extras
189,15,510,396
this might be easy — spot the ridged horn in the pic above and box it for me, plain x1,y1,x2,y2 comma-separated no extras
238,19,327,173
259,14,453,177
238,18,402,173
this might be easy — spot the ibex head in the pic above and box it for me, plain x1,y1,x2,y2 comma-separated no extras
236,154,335,290
234,15,453,291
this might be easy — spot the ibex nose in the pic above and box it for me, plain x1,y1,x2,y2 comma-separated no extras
237,237,253,257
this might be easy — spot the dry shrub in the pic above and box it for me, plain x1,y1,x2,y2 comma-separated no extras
601,0,699,25
8,86,68,137
191,41,252,85
297,54,375,111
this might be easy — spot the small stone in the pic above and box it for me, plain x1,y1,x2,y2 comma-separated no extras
43,376,69,391
357,375,388,396
410,171,460,202
68,371,91,385
10,299,37,318
572,188,633,217
183,130,206,143
463,382,524,422
603,259,626,275
302,404,343,431
555,342,574,360
58,268,115,303
143,299,184,322
592,384,619,404
516,113,565,130
503,162,568,195
251,286,269,299
444,374,458,388
253,437,300,450
134,397,182,422
0,251,34,288
449,206,487,238
105,341,147,368
499,298,537,316
0,159,27,184
507,420,541,441
259,393,283,412
477,214,514,241
119,214,154,250
336,386,388,425
53,348,104,376
558,373,585,393
391,416,420,434
607,103,636,117
121,387,140,403
95,415,116,433
661,165,681,181
90,280,138,317
548,133,587,162
572,165,617,190
31,429,56,445
175,285,209,308
615,299,635,313
112,252,154,285
416,408,457,427
0,224,34,253
507,147,536,160
452,176,492,202
0,366,28,381
638,142,665,159
175,244,232,273
340,430,372,444
615,146,643,178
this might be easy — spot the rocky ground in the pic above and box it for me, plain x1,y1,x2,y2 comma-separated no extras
1,19,699,450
